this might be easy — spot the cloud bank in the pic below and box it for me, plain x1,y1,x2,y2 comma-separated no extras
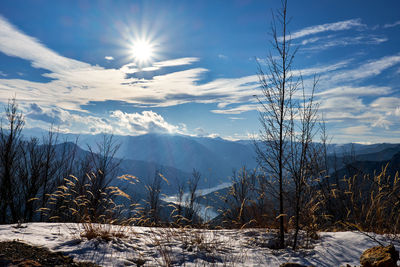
0,15,399,142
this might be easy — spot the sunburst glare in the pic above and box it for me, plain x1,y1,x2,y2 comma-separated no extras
131,39,154,64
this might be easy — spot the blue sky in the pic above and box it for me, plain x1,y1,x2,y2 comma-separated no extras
0,0,399,143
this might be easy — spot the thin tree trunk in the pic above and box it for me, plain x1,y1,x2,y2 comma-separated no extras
278,0,288,249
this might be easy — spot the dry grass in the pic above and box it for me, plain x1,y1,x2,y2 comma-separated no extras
312,165,400,237
146,227,240,266
35,160,400,258
39,173,137,241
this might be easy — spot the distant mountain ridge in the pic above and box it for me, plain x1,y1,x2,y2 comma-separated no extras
24,129,259,188
23,128,400,190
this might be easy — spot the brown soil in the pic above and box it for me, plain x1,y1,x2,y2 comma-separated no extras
0,241,100,267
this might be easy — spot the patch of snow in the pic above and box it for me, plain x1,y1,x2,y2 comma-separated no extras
0,223,399,266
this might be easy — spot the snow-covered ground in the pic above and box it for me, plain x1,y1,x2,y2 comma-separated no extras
0,222,399,266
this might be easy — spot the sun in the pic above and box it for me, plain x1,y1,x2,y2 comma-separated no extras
131,40,154,63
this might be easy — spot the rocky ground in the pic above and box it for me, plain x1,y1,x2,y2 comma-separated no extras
0,241,99,267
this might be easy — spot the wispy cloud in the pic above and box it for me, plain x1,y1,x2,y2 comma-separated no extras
287,19,365,40
140,57,199,72
211,104,258,114
343,125,372,135
323,53,400,83
368,97,400,129
301,34,387,51
0,15,89,73
319,94,400,140
300,35,327,45
209,53,400,115
218,54,228,60
105,56,114,60
383,20,400,28
291,59,351,77
317,85,392,97
0,14,399,142
370,97,400,112
0,15,263,112
320,96,366,115
2,14,394,117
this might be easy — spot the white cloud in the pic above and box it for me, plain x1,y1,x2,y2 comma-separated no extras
300,36,326,45
0,14,399,143
110,110,186,135
370,97,400,112
140,57,199,72
23,104,114,134
153,57,199,68
319,95,400,135
218,54,228,60
395,107,400,117
343,125,371,135
319,97,365,113
24,103,186,135
211,104,258,114
0,15,263,111
194,127,207,136
291,59,351,77
320,54,400,85
2,14,394,121
286,19,365,40
210,54,399,115
371,117,392,129
383,20,400,28
194,127,219,138
317,86,392,97
105,56,114,60
0,15,89,73
301,35,388,51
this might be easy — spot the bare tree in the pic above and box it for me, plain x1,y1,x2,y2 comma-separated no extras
255,0,321,248
0,98,24,223
86,134,122,219
87,134,121,190
255,0,297,248
46,134,122,223
18,137,45,222
38,127,61,220
287,78,319,249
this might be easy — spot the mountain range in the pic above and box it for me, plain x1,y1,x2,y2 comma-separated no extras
24,128,400,196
